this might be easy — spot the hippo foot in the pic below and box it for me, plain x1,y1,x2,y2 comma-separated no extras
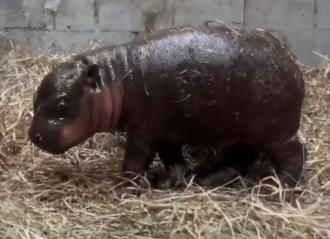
192,167,241,187
190,160,239,187
192,162,222,176
152,164,192,190
250,134,306,205
112,174,152,199
114,184,140,199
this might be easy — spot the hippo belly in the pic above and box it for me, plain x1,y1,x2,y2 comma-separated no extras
122,29,303,148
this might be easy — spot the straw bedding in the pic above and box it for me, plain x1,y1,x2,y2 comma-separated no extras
0,43,330,239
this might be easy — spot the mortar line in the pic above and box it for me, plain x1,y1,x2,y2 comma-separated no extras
313,0,317,29
172,0,176,27
243,0,247,26
94,0,100,25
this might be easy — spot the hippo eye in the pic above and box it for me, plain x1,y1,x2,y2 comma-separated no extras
57,101,69,118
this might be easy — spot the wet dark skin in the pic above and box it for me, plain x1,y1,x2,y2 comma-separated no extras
28,21,306,198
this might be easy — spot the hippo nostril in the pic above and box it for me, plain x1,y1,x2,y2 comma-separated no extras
35,133,42,143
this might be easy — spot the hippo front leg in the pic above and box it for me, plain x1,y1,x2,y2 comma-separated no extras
153,142,191,190
114,127,157,198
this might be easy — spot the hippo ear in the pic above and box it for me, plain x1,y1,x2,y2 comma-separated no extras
85,64,101,89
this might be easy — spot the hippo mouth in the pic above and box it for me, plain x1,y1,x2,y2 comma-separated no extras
60,83,123,150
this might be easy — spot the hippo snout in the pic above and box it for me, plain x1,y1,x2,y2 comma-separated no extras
28,125,67,155
28,130,42,144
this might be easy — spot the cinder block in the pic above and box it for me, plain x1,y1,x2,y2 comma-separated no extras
279,29,317,67
24,0,47,28
55,0,95,30
1,29,55,51
0,0,47,28
0,29,134,53
97,31,135,45
0,0,28,27
314,30,330,61
51,31,134,52
0,35,18,52
28,31,57,51
316,0,330,30
174,0,244,27
98,0,174,32
0,30,29,47
245,0,314,30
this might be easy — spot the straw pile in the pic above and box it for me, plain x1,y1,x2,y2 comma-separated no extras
0,43,330,239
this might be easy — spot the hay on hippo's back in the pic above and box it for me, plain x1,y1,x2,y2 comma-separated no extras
0,43,330,239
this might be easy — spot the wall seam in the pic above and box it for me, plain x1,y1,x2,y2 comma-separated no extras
313,0,317,29
243,0,247,26
94,0,100,25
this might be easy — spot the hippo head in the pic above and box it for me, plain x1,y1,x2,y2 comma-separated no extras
28,58,123,155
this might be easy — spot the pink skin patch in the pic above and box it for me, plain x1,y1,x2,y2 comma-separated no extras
109,83,124,132
60,83,123,149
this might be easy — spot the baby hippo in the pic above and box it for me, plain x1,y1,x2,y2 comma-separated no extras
28,21,306,197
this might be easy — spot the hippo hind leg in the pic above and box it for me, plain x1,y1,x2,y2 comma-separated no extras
260,134,306,189
152,142,191,190
193,143,260,187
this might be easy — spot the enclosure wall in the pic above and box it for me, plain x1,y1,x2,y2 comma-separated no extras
0,0,328,67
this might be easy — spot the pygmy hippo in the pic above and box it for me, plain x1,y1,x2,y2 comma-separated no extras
28,21,306,197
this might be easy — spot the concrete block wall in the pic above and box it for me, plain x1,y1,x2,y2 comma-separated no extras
0,0,329,67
